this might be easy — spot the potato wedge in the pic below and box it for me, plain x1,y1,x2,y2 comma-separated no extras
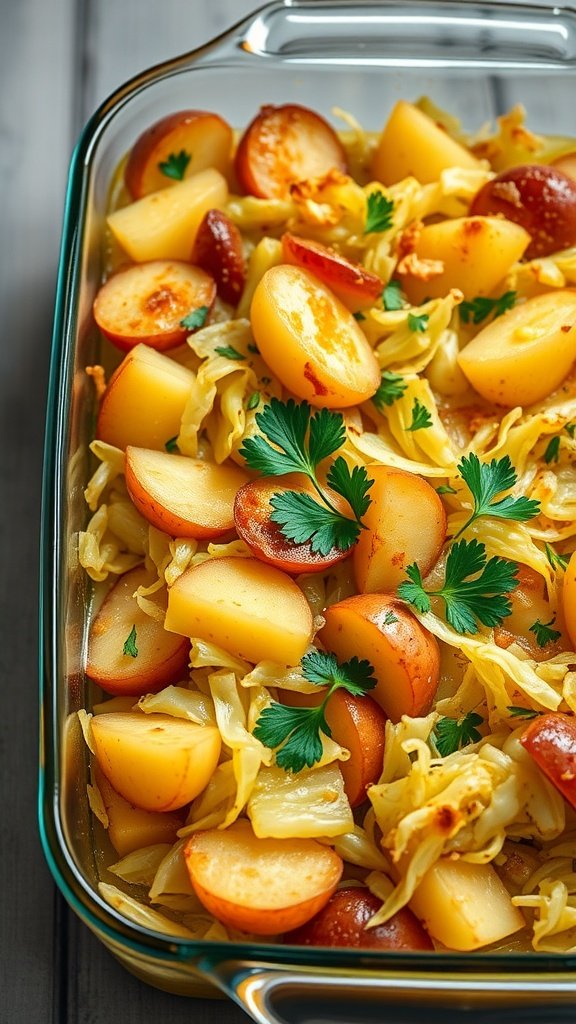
86,565,189,697
319,595,440,722
458,289,576,407
372,100,480,186
165,556,314,665
353,466,446,594
250,265,380,408
125,446,249,539
93,765,182,857
96,344,194,451
108,168,228,262
286,886,433,949
91,711,221,812
184,820,343,934
400,216,529,304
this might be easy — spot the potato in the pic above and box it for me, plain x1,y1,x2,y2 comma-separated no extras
96,343,194,451
458,290,576,407
319,594,440,722
281,689,387,808
372,100,480,186
184,820,343,934
250,265,380,408
91,711,221,812
93,765,182,857
107,168,228,262
410,858,525,951
400,216,529,304
494,565,568,661
353,466,446,594
520,712,576,811
125,446,249,539
164,555,314,665
286,886,433,949
86,565,189,697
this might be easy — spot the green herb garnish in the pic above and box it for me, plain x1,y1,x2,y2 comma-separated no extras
459,291,516,325
165,436,179,453
544,436,561,464
215,345,246,361
529,616,562,648
507,706,541,719
454,453,540,539
365,190,394,234
158,149,191,181
180,306,209,331
436,484,458,495
397,538,519,634
353,311,366,322
122,625,138,658
253,651,376,772
239,398,373,555
247,391,260,411
545,543,571,572
407,312,429,333
406,398,433,432
434,712,484,756
382,280,404,311
372,371,407,410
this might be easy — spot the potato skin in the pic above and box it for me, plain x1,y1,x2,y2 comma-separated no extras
520,712,576,810
285,887,433,949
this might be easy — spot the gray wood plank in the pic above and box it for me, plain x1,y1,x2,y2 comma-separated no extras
0,0,77,1021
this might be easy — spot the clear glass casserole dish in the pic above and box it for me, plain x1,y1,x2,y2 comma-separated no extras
39,1,576,1020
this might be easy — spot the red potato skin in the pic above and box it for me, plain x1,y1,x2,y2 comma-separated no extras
285,887,433,950
520,713,576,809
233,474,350,575
281,233,384,310
235,104,347,200
192,209,246,305
469,164,576,260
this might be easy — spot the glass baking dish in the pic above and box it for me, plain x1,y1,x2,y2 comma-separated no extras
39,1,576,1020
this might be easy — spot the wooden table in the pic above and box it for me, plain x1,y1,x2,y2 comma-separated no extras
0,0,569,1021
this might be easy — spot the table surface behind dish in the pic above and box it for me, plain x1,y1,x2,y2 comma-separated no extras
0,0,566,1021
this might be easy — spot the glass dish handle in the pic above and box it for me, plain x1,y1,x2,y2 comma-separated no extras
198,959,576,1023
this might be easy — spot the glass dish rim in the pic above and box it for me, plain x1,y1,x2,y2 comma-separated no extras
39,0,576,977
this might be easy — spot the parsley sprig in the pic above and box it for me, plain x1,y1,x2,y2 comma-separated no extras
158,150,191,181
180,306,209,331
459,291,516,325
545,543,571,572
122,625,138,658
253,651,377,772
454,453,540,539
372,371,407,410
365,190,394,234
397,538,519,634
382,280,404,311
239,398,373,555
433,712,484,756
529,616,562,648
406,398,433,432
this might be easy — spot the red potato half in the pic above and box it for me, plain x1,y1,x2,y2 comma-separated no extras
285,886,433,950
233,473,351,575
192,209,246,305
281,233,384,311
319,594,440,722
93,261,216,352
235,104,347,199
86,565,189,697
281,688,387,808
469,164,576,260
125,110,233,199
250,265,381,408
91,711,221,812
184,820,343,935
353,466,447,594
125,446,249,539
520,713,576,810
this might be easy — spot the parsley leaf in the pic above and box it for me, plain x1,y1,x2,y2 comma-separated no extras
247,391,260,411
180,306,209,331
382,280,404,311
507,705,541,719
455,453,540,539
158,149,191,181
397,538,520,634
545,543,571,572
436,484,457,495
566,423,576,439
544,436,561,464
372,371,407,411
215,345,246,361
383,610,399,625
529,616,562,648
407,312,429,333
459,291,517,325
240,398,374,553
165,435,179,453
122,625,138,658
406,398,433,432
365,190,394,234
253,650,376,772
353,311,366,321
434,712,484,756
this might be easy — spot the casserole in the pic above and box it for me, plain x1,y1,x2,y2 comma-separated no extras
39,1,576,1020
